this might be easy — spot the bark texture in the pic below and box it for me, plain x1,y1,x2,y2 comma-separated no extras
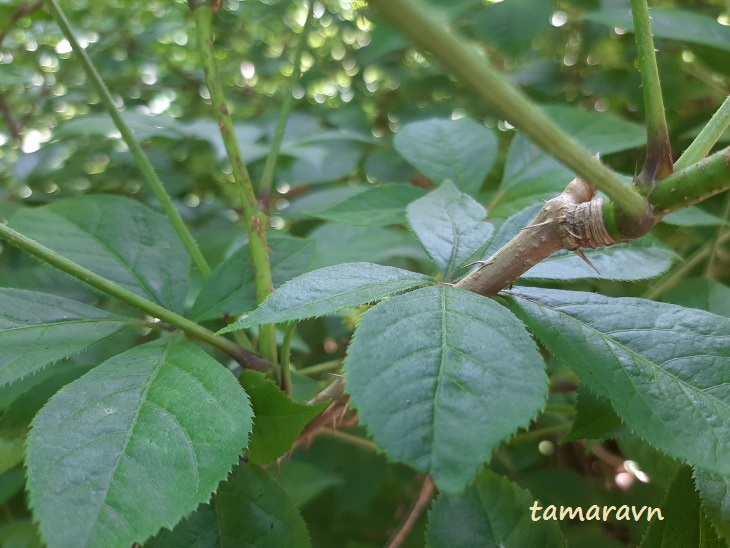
456,177,624,297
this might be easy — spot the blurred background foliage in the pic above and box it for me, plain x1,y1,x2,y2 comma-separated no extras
0,0,729,546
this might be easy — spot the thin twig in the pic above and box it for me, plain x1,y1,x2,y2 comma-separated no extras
46,0,212,279
258,0,315,211
190,1,277,362
386,475,436,548
0,222,270,371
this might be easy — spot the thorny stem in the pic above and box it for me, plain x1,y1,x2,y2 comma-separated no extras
258,0,315,212
386,475,436,548
675,95,730,170
0,222,270,372
298,359,343,376
365,0,648,221
458,146,730,297
190,2,277,363
630,0,673,188
47,0,212,279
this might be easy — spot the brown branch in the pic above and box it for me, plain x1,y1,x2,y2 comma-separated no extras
386,475,436,548
457,177,622,296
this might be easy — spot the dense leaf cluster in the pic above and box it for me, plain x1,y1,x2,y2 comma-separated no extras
0,0,729,546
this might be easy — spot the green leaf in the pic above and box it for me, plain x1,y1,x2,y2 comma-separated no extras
307,223,426,269
191,233,315,321
562,386,629,442
664,278,730,318
345,285,547,494
0,438,24,475
10,196,190,313
522,237,677,282
639,467,703,547
492,107,643,215
220,263,433,332
241,370,329,465
148,461,312,548
407,182,494,280
0,289,132,386
427,468,566,547
694,469,730,542
307,183,426,226
0,468,25,505
585,7,730,53
394,117,498,195
662,207,728,227
26,337,252,548
54,112,185,140
472,0,553,58
507,287,730,476
0,364,90,438
0,521,42,548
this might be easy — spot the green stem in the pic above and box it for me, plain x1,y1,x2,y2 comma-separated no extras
366,0,647,220
630,0,673,188
642,231,730,300
317,428,379,452
190,2,277,363
675,95,730,170
280,323,296,395
706,192,730,276
650,145,730,213
544,405,576,416
46,0,211,279
298,359,343,376
258,0,314,212
0,222,270,372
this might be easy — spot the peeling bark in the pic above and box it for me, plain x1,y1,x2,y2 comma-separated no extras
455,177,636,297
